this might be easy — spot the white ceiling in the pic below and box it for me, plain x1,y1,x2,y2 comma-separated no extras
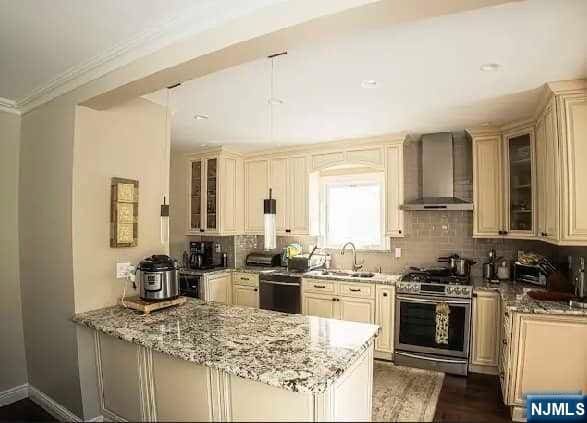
149,0,586,152
0,0,282,111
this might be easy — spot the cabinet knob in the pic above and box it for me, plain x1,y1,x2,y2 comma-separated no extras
502,339,508,345
383,292,388,297
285,229,291,233
332,298,336,302
254,288,258,292
398,230,402,234
200,229,205,233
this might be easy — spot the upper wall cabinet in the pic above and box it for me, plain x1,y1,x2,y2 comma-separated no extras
470,125,536,239
244,156,310,235
187,152,243,235
470,79,587,245
385,143,404,237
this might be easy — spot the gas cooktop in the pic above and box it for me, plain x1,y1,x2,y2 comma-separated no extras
401,267,471,285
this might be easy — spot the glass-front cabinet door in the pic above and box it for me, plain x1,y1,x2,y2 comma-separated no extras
190,160,203,231
504,128,535,236
205,157,218,231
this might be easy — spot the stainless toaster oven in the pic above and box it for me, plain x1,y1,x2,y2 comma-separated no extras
513,262,547,287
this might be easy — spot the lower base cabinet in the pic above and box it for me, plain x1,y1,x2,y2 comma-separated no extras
469,290,500,374
374,285,394,358
204,272,232,304
94,331,374,422
232,284,259,308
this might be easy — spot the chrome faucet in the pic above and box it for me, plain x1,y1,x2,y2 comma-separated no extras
340,242,364,272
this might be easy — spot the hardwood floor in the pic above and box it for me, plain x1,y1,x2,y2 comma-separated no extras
434,373,512,422
0,399,54,421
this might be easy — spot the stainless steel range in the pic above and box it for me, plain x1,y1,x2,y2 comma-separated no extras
394,268,472,376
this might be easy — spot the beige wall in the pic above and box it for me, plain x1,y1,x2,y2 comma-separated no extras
0,110,28,392
72,98,169,314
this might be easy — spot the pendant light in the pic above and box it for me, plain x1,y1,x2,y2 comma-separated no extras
160,83,180,244
263,52,287,250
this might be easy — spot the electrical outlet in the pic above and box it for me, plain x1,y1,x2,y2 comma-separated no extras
395,248,402,258
116,262,131,279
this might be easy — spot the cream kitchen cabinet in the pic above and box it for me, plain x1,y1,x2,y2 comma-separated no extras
470,126,536,239
375,285,394,359
385,143,404,237
302,279,376,324
203,272,232,304
469,290,500,375
500,311,587,422
245,156,310,235
187,152,243,235
232,272,259,308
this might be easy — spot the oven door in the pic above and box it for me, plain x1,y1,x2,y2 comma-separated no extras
394,294,471,358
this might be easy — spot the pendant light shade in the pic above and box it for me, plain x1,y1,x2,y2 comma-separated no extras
264,189,276,250
160,196,170,244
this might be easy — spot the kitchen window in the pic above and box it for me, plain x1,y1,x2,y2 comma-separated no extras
319,173,386,250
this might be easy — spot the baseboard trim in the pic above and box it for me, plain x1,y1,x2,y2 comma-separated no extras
28,385,82,422
0,384,29,407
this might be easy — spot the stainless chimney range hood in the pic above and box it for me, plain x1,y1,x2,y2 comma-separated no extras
402,132,473,211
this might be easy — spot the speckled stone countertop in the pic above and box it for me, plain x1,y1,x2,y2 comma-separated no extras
72,299,379,394
303,270,401,285
179,267,231,276
233,266,401,285
473,279,587,317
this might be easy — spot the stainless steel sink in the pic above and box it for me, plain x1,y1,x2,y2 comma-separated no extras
351,272,375,278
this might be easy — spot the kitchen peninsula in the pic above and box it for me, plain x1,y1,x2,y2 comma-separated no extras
73,299,378,422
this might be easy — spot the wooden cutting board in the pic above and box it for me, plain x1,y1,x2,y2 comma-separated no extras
119,296,186,314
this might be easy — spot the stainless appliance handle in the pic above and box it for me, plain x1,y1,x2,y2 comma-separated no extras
396,295,470,305
396,351,467,364
260,280,301,287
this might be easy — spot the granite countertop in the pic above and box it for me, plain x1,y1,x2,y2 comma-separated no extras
72,299,379,394
303,270,401,285
234,266,401,285
473,279,587,317
179,267,230,276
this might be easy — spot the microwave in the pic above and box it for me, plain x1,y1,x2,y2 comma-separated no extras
513,262,547,287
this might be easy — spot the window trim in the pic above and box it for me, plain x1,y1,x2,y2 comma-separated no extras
318,172,387,250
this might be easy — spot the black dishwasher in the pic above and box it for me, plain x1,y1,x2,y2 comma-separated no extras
259,273,301,314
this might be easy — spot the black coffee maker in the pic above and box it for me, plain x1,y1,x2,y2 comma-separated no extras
189,241,215,269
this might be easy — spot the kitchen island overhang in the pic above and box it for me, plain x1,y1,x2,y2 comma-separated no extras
73,298,379,421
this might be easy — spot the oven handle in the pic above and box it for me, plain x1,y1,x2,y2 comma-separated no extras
260,280,301,287
396,295,470,305
396,351,467,364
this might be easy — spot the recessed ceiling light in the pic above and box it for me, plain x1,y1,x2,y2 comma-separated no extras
361,79,378,88
200,144,208,147
480,63,501,72
268,97,284,105
480,122,491,127
194,114,209,120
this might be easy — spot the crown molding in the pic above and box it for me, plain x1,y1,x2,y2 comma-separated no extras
8,0,280,115
0,97,20,115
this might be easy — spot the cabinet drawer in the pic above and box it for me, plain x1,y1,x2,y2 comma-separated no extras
232,272,259,287
337,282,375,299
302,279,336,294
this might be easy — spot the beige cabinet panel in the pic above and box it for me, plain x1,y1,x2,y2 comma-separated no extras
470,291,500,372
302,293,337,319
311,151,345,171
152,351,212,421
302,278,336,295
511,314,587,406
339,297,375,324
219,156,239,233
269,158,289,233
544,103,560,241
473,135,503,237
338,282,375,299
375,286,394,354
288,156,309,235
232,285,259,308
559,94,587,242
232,272,259,288
385,144,404,237
205,272,232,304
98,333,142,421
244,160,269,234
346,147,384,168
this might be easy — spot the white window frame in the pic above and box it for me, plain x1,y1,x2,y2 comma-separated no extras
318,172,386,250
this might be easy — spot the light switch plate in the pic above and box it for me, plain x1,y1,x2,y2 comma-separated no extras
116,262,131,279
395,248,402,258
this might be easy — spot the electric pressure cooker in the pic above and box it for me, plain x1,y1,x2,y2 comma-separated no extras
137,255,179,301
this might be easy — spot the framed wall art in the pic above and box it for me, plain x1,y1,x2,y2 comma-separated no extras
110,177,139,247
